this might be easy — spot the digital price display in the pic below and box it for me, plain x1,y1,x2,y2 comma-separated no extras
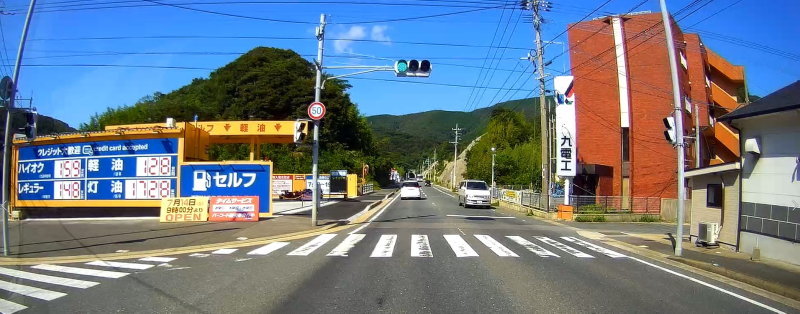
16,138,179,203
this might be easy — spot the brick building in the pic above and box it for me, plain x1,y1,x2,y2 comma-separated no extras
566,11,747,199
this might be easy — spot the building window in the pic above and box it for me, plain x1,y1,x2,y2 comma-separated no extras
707,184,723,208
621,128,630,162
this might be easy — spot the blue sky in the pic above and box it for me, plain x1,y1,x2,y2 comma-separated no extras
0,0,798,128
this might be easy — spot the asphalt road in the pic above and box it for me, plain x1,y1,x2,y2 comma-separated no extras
3,186,794,313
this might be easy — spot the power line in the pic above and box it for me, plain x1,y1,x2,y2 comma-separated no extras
346,76,533,91
463,1,513,112
469,6,522,112
0,14,12,76
542,0,613,49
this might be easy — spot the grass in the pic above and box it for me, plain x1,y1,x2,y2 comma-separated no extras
638,215,661,222
575,215,606,222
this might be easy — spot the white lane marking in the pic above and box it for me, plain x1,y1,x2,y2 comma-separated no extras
457,228,466,235
560,237,627,258
506,236,560,257
86,260,155,270
0,267,98,289
411,235,433,257
211,248,238,255
32,264,128,279
287,234,337,256
629,256,785,314
474,235,519,257
348,193,401,234
247,242,290,255
534,236,594,258
189,253,209,258
443,235,479,257
446,215,515,219
432,185,456,197
370,234,398,258
327,234,366,257
0,298,26,313
0,280,66,301
138,257,177,263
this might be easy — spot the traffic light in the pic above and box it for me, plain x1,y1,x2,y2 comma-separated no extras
663,116,677,145
294,120,309,143
394,59,432,77
24,109,37,140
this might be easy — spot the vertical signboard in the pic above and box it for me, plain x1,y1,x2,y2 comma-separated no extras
306,174,330,194
272,175,293,196
16,138,179,204
179,163,272,215
554,76,577,178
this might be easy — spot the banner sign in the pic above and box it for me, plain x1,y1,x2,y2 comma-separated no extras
305,175,330,194
160,197,209,222
554,76,577,177
180,163,272,214
272,175,293,195
17,138,179,201
209,196,258,222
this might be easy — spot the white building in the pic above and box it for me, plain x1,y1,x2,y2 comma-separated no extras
720,80,800,265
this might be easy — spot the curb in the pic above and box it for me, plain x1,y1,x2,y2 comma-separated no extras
0,193,396,266
343,191,395,223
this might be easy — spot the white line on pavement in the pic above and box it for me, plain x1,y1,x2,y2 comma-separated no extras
534,236,594,258
0,279,66,301
628,256,785,314
446,214,515,219
443,235,479,257
211,249,238,255
138,257,177,263
86,260,155,270
560,237,627,258
247,242,290,256
370,234,397,258
0,298,26,313
32,264,128,279
287,234,337,256
189,253,209,258
506,236,560,257
474,235,518,257
327,234,366,257
0,267,98,288
432,186,456,198
348,193,400,235
411,235,433,257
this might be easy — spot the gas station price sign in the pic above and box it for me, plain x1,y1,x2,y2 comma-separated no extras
16,138,179,202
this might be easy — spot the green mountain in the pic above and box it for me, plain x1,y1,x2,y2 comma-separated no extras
367,96,552,169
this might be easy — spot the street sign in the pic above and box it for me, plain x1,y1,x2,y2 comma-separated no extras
0,76,13,101
307,102,326,120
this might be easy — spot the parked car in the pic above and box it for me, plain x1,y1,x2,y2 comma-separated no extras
457,180,491,208
400,180,422,200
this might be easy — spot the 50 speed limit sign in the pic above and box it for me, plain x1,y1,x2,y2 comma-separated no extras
307,102,326,120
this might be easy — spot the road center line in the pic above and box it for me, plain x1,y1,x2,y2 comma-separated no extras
446,214,515,219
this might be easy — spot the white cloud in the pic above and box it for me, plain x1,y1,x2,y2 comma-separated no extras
332,26,366,53
370,25,391,43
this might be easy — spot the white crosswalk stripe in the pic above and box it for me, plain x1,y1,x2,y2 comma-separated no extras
506,236,559,257
411,235,433,257
86,260,155,270
0,267,98,288
247,242,290,256
138,257,177,263
212,249,238,255
32,264,128,279
288,234,337,256
534,236,594,258
0,298,26,313
560,237,627,258
0,279,66,301
474,235,518,257
370,234,397,257
327,234,366,257
443,235,479,257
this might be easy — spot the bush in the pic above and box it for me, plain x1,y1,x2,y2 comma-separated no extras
577,203,611,214
638,215,661,222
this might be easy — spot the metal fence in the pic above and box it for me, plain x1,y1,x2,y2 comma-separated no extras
361,184,374,195
494,188,560,212
492,188,661,214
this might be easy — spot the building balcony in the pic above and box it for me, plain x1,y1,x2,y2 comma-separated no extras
707,49,745,82
713,121,740,162
711,82,740,112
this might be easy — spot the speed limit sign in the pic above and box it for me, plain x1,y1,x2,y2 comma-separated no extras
308,101,326,120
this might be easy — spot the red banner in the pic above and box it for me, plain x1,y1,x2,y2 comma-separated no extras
208,196,259,222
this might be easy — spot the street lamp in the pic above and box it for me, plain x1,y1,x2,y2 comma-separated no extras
491,147,496,194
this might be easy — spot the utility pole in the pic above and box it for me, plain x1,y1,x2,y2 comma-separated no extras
450,124,462,189
433,148,437,184
695,103,700,168
659,0,686,256
311,13,326,227
491,147,496,192
1,0,36,256
524,0,551,211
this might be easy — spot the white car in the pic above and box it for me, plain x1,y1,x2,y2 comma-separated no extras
457,180,491,208
400,181,422,200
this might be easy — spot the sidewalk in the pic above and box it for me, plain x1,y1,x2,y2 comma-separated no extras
566,221,800,301
0,189,392,259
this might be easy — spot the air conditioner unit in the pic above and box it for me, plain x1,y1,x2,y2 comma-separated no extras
697,222,719,245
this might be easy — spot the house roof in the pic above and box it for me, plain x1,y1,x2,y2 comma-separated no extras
719,80,800,121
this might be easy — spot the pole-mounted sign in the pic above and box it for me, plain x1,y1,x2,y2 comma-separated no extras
307,101,326,120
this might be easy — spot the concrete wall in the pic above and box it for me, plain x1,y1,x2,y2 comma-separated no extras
689,170,740,250
660,198,691,223
735,109,800,265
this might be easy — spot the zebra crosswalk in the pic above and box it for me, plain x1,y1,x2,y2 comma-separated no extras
188,233,626,262
0,255,179,313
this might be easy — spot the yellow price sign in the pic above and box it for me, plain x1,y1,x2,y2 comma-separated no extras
160,197,210,222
